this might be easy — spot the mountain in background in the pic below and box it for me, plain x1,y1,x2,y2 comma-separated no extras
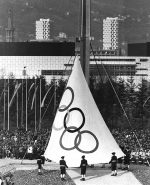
0,0,150,47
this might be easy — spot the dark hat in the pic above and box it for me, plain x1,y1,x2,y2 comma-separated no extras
61,156,64,159
82,155,85,158
112,152,115,155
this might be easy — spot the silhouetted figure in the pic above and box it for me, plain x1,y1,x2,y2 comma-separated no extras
40,155,45,166
80,155,88,181
59,156,68,181
109,152,117,176
124,148,131,170
37,156,43,175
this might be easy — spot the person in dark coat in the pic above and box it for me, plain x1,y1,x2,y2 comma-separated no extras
37,156,43,174
109,152,117,176
40,155,46,166
124,148,131,170
80,155,88,181
59,156,68,180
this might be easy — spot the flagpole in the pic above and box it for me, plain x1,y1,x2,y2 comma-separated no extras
16,80,19,128
22,66,27,129
53,78,56,115
21,78,23,127
39,77,41,130
8,78,9,131
3,78,6,130
26,72,27,131
80,0,91,84
35,77,37,132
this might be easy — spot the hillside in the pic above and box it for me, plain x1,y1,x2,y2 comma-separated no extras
0,0,150,45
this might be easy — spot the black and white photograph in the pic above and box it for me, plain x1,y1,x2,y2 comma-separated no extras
0,0,150,184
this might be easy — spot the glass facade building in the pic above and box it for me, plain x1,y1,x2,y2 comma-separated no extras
0,42,150,84
0,42,75,81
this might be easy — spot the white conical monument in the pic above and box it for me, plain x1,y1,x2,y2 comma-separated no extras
44,57,124,167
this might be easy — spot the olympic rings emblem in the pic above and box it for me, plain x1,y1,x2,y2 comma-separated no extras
53,86,99,153
74,130,99,153
60,127,99,153
60,126,81,150
64,107,85,133
52,105,70,131
58,87,74,112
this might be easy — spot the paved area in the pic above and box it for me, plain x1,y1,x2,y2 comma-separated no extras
0,158,59,170
67,168,142,185
0,159,142,185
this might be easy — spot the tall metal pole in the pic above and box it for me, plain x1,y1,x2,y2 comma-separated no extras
80,0,91,85
26,76,27,131
53,78,56,115
8,78,9,130
35,77,37,132
3,78,6,130
16,80,19,128
39,77,41,130
22,66,27,129
21,78,23,127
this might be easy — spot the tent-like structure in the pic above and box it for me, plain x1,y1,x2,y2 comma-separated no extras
44,57,124,167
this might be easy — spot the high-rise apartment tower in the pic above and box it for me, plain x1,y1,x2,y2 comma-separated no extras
103,17,119,50
36,19,50,40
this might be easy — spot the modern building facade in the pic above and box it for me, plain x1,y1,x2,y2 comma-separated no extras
103,17,119,51
0,42,75,81
0,42,149,84
36,19,51,40
89,56,149,83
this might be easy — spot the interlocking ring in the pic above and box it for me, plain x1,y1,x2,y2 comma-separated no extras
64,107,85,133
74,130,99,153
60,128,99,153
58,87,74,112
55,86,99,153
60,126,81,150
53,105,70,131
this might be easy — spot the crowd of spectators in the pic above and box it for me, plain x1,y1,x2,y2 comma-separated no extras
0,128,150,165
0,128,50,160
111,128,150,155
112,128,150,165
